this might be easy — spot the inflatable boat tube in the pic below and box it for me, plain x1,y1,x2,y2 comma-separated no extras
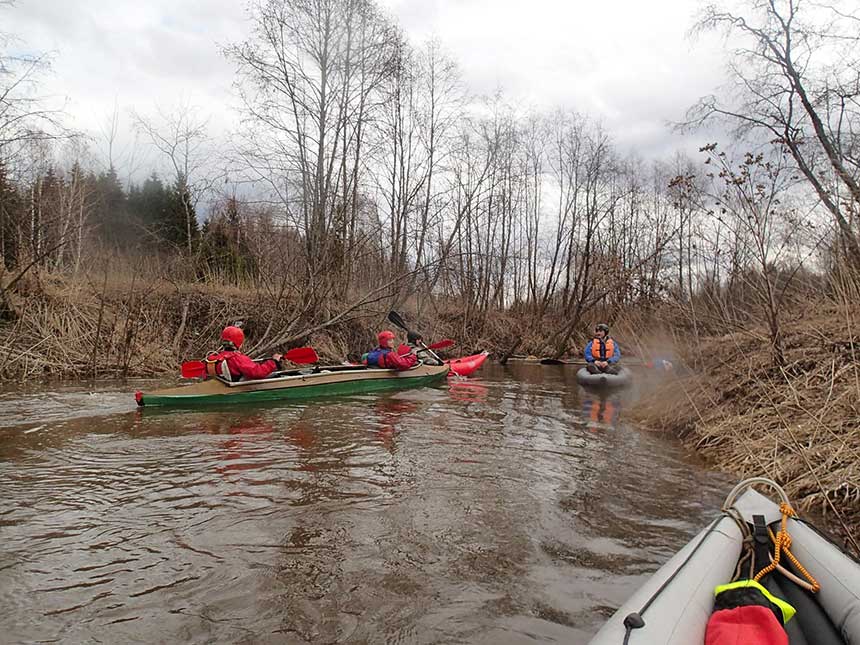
576,366,632,388
589,483,860,644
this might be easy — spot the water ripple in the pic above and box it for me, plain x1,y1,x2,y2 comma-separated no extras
0,364,730,643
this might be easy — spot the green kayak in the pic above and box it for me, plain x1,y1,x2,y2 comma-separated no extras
135,362,450,407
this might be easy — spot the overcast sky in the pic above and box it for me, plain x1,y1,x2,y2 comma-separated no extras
3,0,729,177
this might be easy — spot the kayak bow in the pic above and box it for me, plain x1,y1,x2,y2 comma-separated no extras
446,352,489,377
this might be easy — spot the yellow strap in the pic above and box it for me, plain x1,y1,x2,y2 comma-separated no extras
714,579,796,624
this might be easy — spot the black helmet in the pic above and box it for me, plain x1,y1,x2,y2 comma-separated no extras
595,323,609,333
407,330,423,344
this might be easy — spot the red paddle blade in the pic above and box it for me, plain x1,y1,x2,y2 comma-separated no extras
181,361,206,378
285,347,318,364
427,339,455,350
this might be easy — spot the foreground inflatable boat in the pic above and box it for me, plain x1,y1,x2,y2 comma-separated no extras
590,477,860,644
576,366,633,388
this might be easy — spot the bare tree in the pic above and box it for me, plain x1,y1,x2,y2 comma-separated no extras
689,0,860,264
133,103,212,253
0,2,68,167
675,143,823,366
227,0,398,284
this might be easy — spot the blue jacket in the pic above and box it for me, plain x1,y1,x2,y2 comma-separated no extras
584,337,621,363
365,347,392,368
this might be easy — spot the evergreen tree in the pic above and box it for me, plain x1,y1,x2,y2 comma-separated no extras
92,166,134,247
199,196,256,281
165,174,198,251
38,166,64,266
0,162,23,269
128,172,171,244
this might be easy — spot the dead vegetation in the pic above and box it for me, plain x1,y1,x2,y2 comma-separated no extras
0,269,298,379
0,271,533,381
631,299,860,553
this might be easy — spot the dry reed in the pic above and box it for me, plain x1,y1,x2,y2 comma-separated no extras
631,298,860,553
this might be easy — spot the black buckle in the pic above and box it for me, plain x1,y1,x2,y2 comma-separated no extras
753,514,769,544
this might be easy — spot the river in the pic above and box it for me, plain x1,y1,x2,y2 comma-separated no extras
0,363,729,644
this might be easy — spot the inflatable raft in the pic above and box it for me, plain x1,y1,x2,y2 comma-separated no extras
446,351,489,377
576,366,633,388
590,478,860,644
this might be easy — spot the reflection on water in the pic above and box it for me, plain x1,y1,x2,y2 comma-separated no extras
580,391,623,431
448,379,490,404
0,364,728,643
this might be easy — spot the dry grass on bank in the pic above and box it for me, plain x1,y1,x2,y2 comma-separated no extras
630,300,860,552
0,271,516,381
0,271,318,380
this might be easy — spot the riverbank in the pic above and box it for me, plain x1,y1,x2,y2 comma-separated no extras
630,300,860,552
0,271,589,381
3,274,684,385
0,273,378,380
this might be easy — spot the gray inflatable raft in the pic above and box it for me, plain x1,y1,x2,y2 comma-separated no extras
589,478,860,644
576,366,632,388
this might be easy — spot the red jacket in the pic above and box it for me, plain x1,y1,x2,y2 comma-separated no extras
384,351,418,371
208,350,279,381
366,347,418,371
705,580,794,645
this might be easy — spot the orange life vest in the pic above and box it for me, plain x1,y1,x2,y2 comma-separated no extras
590,337,615,361
205,350,237,380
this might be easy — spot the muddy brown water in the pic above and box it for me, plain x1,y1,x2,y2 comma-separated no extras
0,363,730,644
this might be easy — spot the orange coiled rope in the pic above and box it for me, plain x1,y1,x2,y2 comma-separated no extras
753,503,821,593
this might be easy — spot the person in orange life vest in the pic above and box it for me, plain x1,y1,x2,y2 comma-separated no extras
206,326,283,381
365,330,418,371
584,323,621,374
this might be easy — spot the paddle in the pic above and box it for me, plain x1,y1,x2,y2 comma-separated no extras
396,340,454,358
387,310,409,332
181,346,320,379
396,339,455,354
181,361,208,378
539,358,566,365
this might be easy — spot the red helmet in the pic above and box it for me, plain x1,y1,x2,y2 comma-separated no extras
221,325,245,349
377,330,395,345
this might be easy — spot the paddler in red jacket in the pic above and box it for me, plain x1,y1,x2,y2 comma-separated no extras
366,330,418,371
206,326,283,381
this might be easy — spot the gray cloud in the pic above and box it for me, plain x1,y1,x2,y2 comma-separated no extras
381,0,728,156
3,0,730,175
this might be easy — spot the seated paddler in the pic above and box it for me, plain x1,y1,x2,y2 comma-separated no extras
584,323,621,375
406,330,443,366
366,330,418,371
206,326,283,381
